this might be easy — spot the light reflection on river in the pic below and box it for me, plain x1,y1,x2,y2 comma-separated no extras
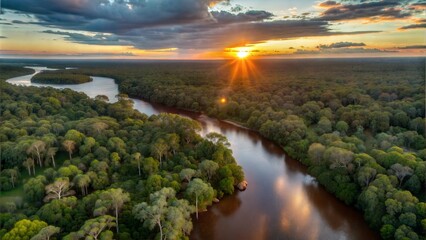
6,67,379,240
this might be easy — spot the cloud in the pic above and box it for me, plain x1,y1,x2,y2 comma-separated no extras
397,45,426,49
317,41,366,49
314,0,413,22
2,0,224,33
42,30,132,46
399,18,426,29
294,47,396,55
3,0,381,52
0,36,7,38
211,10,274,24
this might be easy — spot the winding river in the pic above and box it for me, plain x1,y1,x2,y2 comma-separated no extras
7,67,379,240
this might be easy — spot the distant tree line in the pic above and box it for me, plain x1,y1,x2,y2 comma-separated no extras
32,70,92,84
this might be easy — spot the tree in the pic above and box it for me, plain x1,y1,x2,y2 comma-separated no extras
64,129,85,145
358,166,377,187
24,176,46,203
131,152,142,176
46,147,58,168
31,225,60,240
69,215,115,240
2,219,48,240
336,120,349,134
3,168,19,188
308,143,325,165
62,140,76,160
142,157,159,176
73,174,91,196
179,168,196,182
390,163,413,187
27,140,46,167
185,178,214,219
166,133,180,155
44,178,75,202
198,160,219,181
133,188,193,240
151,139,169,165
23,158,36,176
324,147,354,170
94,188,130,233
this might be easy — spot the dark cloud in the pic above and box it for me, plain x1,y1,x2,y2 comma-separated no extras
294,47,396,54
42,30,132,46
0,36,7,38
399,22,426,29
211,10,274,24
317,41,366,49
2,0,224,33
4,0,382,51
315,0,412,21
397,45,426,49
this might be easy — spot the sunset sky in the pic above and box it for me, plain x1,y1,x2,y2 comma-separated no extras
0,0,425,59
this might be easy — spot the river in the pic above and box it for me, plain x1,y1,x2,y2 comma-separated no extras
6,67,379,240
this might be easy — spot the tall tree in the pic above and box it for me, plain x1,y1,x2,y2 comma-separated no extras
151,139,169,166
94,188,130,233
23,157,36,176
46,147,58,168
131,152,142,176
62,140,76,160
185,178,214,219
27,140,46,167
73,174,91,196
133,187,193,240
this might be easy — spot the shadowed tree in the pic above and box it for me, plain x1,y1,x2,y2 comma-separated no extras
3,168,19,188
358,166,377,187
391,163,413,187
179,168,196,182
73,174,91,196
23,157,36,176
28,140,46,167
46,147,58,168
94,188,130,234
131,152,142,176
62,140,76,160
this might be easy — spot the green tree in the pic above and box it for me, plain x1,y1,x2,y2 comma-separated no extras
68,215,115,240
30,225,60,240
3,219,48,240
94,188,130,233
179,168,196,182
185,178,214,219
133,187,193,240
198,160,219,181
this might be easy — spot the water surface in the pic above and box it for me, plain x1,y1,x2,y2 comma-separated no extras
6,67,379,240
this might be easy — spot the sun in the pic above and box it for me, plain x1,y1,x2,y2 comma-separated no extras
237,50,249,59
